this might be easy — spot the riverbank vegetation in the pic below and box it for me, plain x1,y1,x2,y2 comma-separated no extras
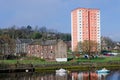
0,56,120,72
0,56,120,64
76,56,120,62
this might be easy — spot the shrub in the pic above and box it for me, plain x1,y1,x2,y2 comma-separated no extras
67,57,73,61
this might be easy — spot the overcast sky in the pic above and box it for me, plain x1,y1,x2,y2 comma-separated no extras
0,0,120,41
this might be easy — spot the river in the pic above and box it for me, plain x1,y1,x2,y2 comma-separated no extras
0,70,119,80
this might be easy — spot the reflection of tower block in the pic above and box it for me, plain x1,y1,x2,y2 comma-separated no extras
47,74,54,80
40,74,54,80
72,72,78,80
56,73,67,80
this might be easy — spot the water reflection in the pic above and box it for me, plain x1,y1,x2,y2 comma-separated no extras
56,72,67,80
0,70,119,80
106,71,120,80
0,72,56,80
72,72,109,80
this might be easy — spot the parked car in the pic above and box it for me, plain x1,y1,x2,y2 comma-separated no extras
107,53,118,56
103,52,118,56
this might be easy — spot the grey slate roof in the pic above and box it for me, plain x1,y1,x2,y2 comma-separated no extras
41,40,57,46
16,39,33,44
29,39,61,46
16,39,62,46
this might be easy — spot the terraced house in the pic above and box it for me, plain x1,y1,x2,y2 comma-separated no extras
15,39,33,55
27,40,67,62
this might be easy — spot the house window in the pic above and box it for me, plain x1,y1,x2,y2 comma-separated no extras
51,46,53,49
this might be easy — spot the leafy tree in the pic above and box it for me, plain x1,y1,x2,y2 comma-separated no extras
27,25,32,31
26,25,33,38
60,33,71,41
55,33,71,41
32,32,42,39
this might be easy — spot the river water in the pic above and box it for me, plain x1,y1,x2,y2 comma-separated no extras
0,70,119,80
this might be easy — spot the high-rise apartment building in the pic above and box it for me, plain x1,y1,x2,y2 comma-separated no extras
71,8,101,52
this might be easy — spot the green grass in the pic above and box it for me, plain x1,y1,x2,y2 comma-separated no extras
77,56,120,62
0,56,120,65
0,60,42,64
0,60,74,65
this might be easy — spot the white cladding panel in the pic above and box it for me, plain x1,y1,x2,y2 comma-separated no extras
56,58,67,62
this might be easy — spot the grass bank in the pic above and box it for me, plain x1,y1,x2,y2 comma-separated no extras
0,56,120,64
0,56,120,72
76,56,120,62
35,62,120,72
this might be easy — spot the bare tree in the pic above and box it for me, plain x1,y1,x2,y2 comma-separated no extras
0,35,15,55
78,40,98,56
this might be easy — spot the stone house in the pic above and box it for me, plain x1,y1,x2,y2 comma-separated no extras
27,39,67,61
15,39,33,55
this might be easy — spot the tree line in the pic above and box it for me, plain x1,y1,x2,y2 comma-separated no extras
0,25,71,41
